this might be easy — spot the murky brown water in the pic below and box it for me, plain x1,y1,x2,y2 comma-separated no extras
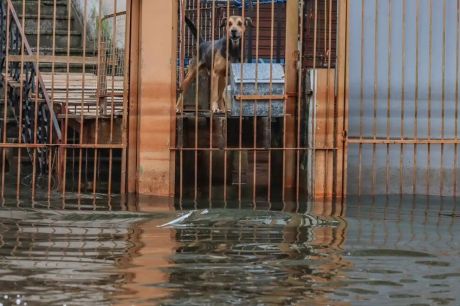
0,195,459,305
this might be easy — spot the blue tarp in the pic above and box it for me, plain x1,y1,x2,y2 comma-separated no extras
207,0,287,7
233,0,286,7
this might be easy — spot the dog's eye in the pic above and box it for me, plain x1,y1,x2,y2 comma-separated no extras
237,21,243,26
229,21,233,26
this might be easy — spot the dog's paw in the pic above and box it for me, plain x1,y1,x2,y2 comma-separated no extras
211,103,220,113
176,95,184,113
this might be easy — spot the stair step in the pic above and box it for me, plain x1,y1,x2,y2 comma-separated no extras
10,0,70,15
30,47,97,56
23,30,83,49
16,14,77,32
7,54,98,65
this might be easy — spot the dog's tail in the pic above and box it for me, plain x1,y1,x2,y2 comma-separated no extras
185,16,203,44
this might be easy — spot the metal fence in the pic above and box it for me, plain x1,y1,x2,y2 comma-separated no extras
174,0,341,202
2,0,457,201
347,0,460,197
0,0,129,198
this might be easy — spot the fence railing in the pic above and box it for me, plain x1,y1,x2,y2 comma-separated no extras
0,0,61,178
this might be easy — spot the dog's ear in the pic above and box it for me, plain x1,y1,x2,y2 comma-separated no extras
220,17,227,28
245,17,253,27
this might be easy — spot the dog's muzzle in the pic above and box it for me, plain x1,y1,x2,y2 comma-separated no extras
231,35,241,44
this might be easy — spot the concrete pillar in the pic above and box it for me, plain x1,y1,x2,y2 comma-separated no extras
137,0,177,196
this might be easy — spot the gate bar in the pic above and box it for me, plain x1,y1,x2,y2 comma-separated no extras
283,0,299,200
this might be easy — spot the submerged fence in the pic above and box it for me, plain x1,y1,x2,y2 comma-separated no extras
0,0,129,198
174,0,342,202
0,0,459,201
347,0,460,197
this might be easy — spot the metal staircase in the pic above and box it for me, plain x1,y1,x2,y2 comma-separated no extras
0,0,61,176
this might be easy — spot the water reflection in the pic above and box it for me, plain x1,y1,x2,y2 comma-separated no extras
116,200,350,306
0,196,458,305
0,202,150,305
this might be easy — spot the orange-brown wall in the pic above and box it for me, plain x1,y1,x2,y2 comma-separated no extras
137,0,177,196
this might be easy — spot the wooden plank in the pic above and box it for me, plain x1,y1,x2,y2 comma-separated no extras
234,94,285,100
7,55,98,65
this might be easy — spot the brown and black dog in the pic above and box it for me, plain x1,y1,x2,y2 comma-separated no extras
177,15,253,113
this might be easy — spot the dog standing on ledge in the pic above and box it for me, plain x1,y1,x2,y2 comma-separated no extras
177,15,253,113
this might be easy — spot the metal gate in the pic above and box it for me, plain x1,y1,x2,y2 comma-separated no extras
0,0,130,199
174,0,344,202
346,0,460,196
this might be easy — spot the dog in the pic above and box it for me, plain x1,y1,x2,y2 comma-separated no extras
177,15,253,113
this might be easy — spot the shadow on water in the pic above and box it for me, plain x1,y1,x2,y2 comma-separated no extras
0,194,458,305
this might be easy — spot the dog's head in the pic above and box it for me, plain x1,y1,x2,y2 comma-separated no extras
221,16,253,43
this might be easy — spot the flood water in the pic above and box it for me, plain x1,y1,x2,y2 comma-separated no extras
0,195,459,305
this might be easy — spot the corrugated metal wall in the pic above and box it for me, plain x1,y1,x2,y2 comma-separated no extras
347,0,460,196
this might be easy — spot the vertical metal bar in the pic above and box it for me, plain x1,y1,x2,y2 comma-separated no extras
108,0,118,195
238,0,246,201
77,0,88,195
253,0,260,203
71,129,76,190
310,0,318,197
400,0,406,196
341,0,350,198
284,0,300,200
440,0,446,196
321,0,332,198
208,0,215,201
16,0,26,198
1,3,10,198
107,1,119,195
413,0,420,195
194,0,200,201
326,0,333,197
120,0,132,195
31,0,43,197
127,0,140,195
93,0,103,194
48,0,57,197
295,0,304,201
282,1,287,201
426,0,433,195
358,0,365,196
62,0,73,195
372,0,379,197
386,0,392,195
267,0,275,202
179,0,186,203
223,0,230,201
455,0,460,197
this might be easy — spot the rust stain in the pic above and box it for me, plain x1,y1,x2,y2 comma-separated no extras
136,0,177,196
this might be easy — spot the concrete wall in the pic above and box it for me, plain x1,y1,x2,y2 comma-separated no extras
72,0,126,49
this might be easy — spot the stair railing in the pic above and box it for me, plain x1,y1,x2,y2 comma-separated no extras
0,0,62,176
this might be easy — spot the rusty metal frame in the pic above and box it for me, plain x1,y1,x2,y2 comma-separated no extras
172,0,345,202
0,0,132,198
345,0,460,197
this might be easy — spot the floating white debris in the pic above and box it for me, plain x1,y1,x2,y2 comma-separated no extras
157,211,194,227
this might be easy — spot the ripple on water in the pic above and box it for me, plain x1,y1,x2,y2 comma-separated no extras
0,196,459,305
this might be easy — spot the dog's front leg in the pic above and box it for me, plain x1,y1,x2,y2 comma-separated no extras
217,74,226,112
177,61,198,112
210,70,220,113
